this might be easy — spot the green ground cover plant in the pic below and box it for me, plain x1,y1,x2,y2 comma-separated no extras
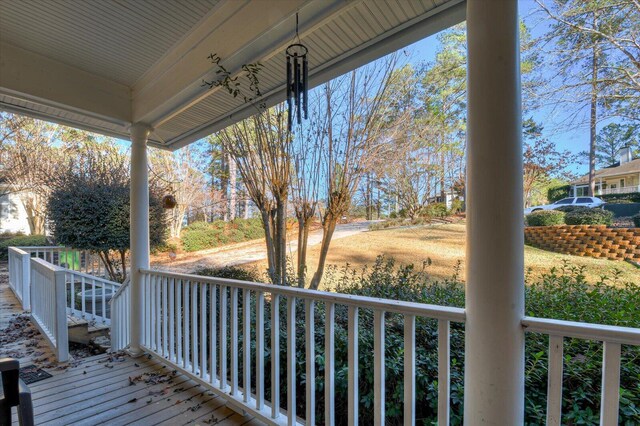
180,218,265,252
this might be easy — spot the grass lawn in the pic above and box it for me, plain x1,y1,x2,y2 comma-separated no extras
246,222,639,288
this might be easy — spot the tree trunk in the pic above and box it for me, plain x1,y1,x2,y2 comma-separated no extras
296,213,311,288
274,196,287,285
309,216,337,290
260,209,277,284
228,154,237,220
588,14,599,197
243,197,250,219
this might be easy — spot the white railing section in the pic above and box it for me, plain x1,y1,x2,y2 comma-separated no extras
110,277,131,351
7,245,106,310
596,184,640,196
140,268,466,426
7,247,30,309
522,317,640,426
65,269,121,325
30,258,69,362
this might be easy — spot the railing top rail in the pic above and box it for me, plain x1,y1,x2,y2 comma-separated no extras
14,246,63,250
140,268,466,322
65,268,121,287
522,316,640,346
31,257,65,272
8,246,29,255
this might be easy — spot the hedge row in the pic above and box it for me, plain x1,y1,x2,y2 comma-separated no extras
525,208,614,227
181,218,265,252
0,235,49,260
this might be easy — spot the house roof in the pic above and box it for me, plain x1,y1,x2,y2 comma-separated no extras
571,158,640,185
0,0,465,150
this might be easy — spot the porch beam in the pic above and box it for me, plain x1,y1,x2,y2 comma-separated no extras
129,122,152,357
464,0,525,424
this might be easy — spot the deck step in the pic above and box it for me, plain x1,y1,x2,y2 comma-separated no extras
66,315,110,345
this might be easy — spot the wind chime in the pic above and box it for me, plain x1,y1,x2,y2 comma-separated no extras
286,13,308,131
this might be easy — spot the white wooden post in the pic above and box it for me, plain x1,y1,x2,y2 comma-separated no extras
465,1,525,424
129,122,152,356
54,268,69,362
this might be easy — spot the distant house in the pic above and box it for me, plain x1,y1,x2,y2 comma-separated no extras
570,147,640,197
0,185,31,234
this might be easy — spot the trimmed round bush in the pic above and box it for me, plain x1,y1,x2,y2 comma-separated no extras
525,210,565,226
633,214,640,228
564,208,613,226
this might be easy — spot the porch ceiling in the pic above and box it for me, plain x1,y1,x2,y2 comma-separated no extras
0,0,465,150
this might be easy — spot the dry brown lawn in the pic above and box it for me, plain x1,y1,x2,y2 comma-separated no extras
245,222,639,288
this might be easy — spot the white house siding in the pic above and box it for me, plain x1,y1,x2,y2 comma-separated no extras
0,191,31,234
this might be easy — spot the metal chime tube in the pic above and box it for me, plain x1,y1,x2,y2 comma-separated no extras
303,55,308,119
286,55,292,129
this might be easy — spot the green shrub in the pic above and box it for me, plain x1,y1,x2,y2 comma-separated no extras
449,198,464,213
633,214,640,227
424,202,448,217
525,210,565,226
554,205,589,213
181,218,265,252
565,208,613,226
600,192,640,203
193,265,261,282
0,235,49,260
318,257,639,425
547,184,571,202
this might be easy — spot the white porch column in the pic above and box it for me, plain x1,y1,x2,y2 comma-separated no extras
129,122,152,357
465,1,524,425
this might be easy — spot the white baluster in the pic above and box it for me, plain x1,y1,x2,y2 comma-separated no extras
191,281,198,374
600,341,621,425
271,294,280,419
210,284,217,386
348,306,358,426
305,299,315,426
546,335,563,426
256,291,265,410
404,315,415,426
200,281,207,379
287,296,296,425
243,289,251,403
220,285,228,391
184,280,190,369
325,302,335,426
231,287,239,395
373,310,385,426
438,319,450,426
169,278,176,362
162,276,168,357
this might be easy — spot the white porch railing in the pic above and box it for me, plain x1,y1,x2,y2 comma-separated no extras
65,269,121,325
522,317,639,426
135,268,640,426
18,255,121,362
596,184,640,195
30,258,69,362
8,247,30,309
138,268,466,426
7,245,106,310
110,278,131,352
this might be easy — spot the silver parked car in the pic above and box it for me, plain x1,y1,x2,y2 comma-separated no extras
524,196,605,214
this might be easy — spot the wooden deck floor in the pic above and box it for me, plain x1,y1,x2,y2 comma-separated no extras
1,262,260,425
13,353,258,426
